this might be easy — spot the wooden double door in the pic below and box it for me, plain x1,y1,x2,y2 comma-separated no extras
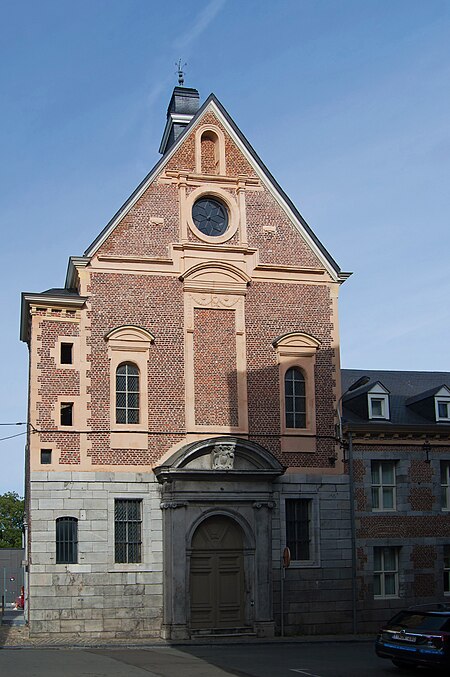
190,515,246,629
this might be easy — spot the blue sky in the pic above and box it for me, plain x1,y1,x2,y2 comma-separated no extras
1,0,449,494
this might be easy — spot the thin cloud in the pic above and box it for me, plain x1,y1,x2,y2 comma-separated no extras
144,0,226,108
173,0,226,52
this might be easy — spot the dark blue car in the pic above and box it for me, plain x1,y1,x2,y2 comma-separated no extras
375,604,450,671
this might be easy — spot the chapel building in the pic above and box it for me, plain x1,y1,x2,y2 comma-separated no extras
20,86,354,639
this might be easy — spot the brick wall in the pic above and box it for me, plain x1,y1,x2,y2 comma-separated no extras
193,308,238,426
36,316,81,463
245,281,336,465
87,272,186,464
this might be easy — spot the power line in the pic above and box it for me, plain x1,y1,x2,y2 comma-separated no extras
0,422,27,426
17,426,338,441
0,431,28,442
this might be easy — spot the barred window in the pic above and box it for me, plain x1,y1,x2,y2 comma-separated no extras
286,499,311,561
114,499,142,563
371,461,396,511
285,367,306,429
56,517,78,564
116,362,139,424
374,546,399,598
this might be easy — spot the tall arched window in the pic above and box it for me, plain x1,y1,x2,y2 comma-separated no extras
116,362,139,424
285,367,306,428
56,517,78,564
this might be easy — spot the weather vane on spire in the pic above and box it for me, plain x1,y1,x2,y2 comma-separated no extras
175,59,187,86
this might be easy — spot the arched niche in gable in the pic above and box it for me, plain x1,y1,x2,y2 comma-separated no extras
195,124,226,176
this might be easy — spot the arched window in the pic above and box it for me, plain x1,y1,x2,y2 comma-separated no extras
56,517,78,564
116,362,139,424
285,367,306,429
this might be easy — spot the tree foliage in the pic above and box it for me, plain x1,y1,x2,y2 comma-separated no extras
0,492,24,548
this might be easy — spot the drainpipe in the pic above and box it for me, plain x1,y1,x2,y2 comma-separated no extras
348,431,358,634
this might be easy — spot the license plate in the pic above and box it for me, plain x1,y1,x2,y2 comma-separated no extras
392,633,416,643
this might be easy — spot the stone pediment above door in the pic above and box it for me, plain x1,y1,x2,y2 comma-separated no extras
154,437,285,483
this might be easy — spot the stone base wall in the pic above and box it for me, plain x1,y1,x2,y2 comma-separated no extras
28,470,356,638
28,471,162,638
272,474,353,635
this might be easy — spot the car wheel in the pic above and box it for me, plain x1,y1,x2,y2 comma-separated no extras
391,659,417,670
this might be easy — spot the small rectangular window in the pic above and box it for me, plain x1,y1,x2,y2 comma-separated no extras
60,342,73,365
374,546,399,598
371,460,396,511
368,394,389,419
114,499,142,563
60,402,73,426
437,400,450,421
40,449,52,464
286,499,311,561
441,462,450,511
444,546,450,595
371,399,383,417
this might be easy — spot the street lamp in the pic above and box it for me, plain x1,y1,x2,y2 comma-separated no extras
336,373,369,637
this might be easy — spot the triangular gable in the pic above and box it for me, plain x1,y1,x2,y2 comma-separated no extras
406,384,450,406
83,93,344,281
342,381,389,402
343,380,390,421
368,382,390,395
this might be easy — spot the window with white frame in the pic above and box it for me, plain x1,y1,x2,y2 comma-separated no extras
286,498,312,561
116,362,139,424
444,546,450,595
441,462,450,511
272,333,320,450
374,546,399,598
436,399,450,422
285,367,306,429
105,326,154,437
368,393,389,419
371,460,396,511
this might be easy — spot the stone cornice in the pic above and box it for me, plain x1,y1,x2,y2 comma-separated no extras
20,293,87,343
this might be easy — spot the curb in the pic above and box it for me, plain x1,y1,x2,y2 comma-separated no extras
0,632,374,650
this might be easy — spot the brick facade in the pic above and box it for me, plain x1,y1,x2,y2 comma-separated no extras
23,87,448,641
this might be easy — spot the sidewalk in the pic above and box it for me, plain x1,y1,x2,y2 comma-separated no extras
0,624,372,649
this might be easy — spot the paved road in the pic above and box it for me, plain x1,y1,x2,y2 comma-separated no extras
0,641,423,677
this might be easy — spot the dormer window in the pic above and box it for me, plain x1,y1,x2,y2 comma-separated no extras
407,384,450,423
368,384,390,420
369,395,388,419
436,398,450,422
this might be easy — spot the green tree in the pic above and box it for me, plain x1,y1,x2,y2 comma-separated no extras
0,492,24,548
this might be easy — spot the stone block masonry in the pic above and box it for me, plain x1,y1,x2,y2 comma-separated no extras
28,472,163,638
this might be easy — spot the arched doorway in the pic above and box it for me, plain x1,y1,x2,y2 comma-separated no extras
190,515,246,630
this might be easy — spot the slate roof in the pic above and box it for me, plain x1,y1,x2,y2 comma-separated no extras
341,368,450,428
42,287,81,297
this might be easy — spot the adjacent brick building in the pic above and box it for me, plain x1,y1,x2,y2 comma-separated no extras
342,369,450,632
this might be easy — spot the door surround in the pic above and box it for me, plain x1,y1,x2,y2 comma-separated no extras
155,436,284,639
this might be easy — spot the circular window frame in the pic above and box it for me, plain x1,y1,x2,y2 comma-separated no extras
186,185,239,244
